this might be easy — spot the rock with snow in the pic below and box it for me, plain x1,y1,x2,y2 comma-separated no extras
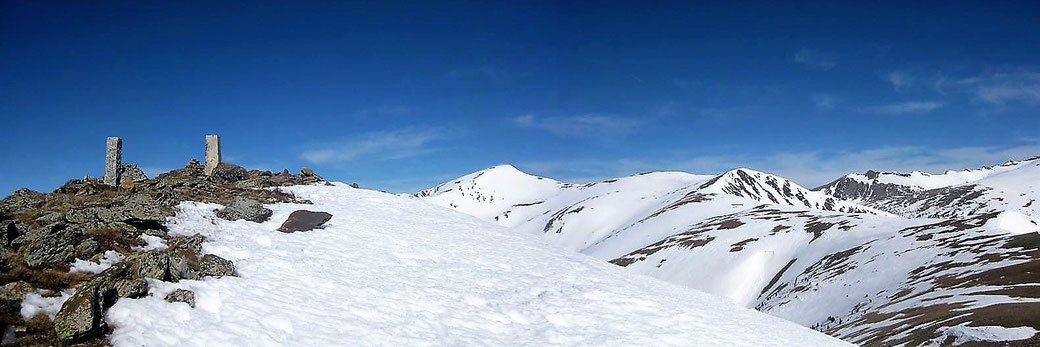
215,197,272,223
198,254,235,277
164,289,195,308
277,210,333,233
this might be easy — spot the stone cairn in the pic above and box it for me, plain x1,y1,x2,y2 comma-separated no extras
103,137,122,186
204,134,221,176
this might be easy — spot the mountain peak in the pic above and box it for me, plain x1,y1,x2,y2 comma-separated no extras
699,168,885,214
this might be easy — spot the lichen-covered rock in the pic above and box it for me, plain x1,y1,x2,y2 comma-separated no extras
199,254,235,277
1,220,26,247
0,281,35,302
75,238,101,259
24,229,78,269
210,163,248,184
215,197,272,223
277,210,333,233
110,277,148,298
165,289,196,307
118,163,149,184
0,188,45,215
53,284,102,342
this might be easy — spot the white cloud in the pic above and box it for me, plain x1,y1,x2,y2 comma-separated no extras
793,48,836,70
857,101,943,114
301,128,451,164
512,114,642,138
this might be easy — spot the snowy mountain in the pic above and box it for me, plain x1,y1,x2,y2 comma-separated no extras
419,163,1040,345
815,156,1040,218
107,184,847,346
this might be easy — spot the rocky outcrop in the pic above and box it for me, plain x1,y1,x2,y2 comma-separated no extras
277,210,333,233
0,160,323,345
24,229,78,269
53,233,234,342
215,197,272,223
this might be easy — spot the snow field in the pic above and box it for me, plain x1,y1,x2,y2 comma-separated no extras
105,183,847,346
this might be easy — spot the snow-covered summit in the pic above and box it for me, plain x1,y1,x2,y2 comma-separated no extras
106,183,847,346
416,165,564,220
699,168,888,215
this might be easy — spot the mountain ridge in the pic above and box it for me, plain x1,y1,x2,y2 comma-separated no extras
417,159,1040,345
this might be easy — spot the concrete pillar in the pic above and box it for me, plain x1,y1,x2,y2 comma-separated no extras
104,137,122,186
204,134,221,176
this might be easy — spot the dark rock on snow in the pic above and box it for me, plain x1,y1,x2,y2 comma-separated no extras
164,289,196,307
277,210,333,233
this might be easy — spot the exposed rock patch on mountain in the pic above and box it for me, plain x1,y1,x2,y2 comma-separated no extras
815,157,1040,218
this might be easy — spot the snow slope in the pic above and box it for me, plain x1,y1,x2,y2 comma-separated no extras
105,183,847,346
419,164,1040,345
417,166,884,257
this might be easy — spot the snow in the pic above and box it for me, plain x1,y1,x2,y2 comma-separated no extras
69,250,125,273
986,211,1040,235
105,183,847,346
935,323,1038,345
418,163,1040,344
20,290,74,320
138,234,169,251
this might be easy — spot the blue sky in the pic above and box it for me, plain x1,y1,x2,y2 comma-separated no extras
2,1,1039,194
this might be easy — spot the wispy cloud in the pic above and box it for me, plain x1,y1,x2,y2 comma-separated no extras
857,101,943,115
352,105,411,118
793,48,836,70
884,71,914,90
512,114,642,138
812,93,839,110
967,71,1040,107
517,142,1040,188
301,127,454,164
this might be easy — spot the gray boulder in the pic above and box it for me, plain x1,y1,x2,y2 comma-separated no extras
215,197,272,223
210,163,248,184
24,229,78,269
277,210,333,233
74,238,101,260
165,289,196,307
118,163,149,185
199,254,235,277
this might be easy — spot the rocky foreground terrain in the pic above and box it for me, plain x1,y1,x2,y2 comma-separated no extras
0,160,323,345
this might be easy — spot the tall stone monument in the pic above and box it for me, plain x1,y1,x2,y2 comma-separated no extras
104,137,122,186
204,134,221,176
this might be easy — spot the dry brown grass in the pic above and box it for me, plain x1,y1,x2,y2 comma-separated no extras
0,266,92,291
85,227,145,254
